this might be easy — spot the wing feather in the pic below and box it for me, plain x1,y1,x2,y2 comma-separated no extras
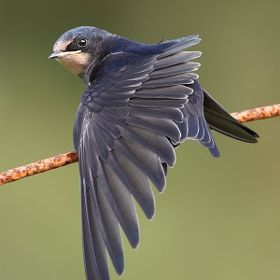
105,151,155,219
155,51,202,69
122,126,176,168
127,115,181,142
115,139,166,192
135,85,192,99
99,162,139,248
129,106,184,121
142,73,198,88
94,178,124,274
150,62,201,79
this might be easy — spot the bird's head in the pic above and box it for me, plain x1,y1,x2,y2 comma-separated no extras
49,26,111,78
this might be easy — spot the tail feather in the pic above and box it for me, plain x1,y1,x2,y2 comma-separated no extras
203,89,259,143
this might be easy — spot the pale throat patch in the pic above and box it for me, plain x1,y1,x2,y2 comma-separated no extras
58,52,91,75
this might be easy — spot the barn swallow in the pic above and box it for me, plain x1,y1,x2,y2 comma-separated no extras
49,26,258,280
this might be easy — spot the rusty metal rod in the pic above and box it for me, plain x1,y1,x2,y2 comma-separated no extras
0,103,280,187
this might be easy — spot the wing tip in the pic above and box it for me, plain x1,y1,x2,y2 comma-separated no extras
144,204,155,220
114,257,125,275
208,143,220,157
127,230,140,249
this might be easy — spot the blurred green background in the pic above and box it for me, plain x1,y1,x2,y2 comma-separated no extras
0,0,280,279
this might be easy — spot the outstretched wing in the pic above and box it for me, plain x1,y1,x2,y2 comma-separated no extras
74,35,218,280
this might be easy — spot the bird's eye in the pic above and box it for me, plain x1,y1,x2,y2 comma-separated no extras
77,38,87,48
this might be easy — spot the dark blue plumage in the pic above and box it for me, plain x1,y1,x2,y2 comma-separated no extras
49,26,259,280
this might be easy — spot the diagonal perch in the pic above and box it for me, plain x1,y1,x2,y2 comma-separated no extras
230,103,280,123
0,152,78,186
0,103,280,187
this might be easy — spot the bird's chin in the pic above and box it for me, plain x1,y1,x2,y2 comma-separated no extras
56,52,91,76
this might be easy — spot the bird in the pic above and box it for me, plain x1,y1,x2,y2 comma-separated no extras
49,26,259,280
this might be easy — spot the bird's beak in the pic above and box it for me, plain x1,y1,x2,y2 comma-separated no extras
48,50,82,59
48,51,60,59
